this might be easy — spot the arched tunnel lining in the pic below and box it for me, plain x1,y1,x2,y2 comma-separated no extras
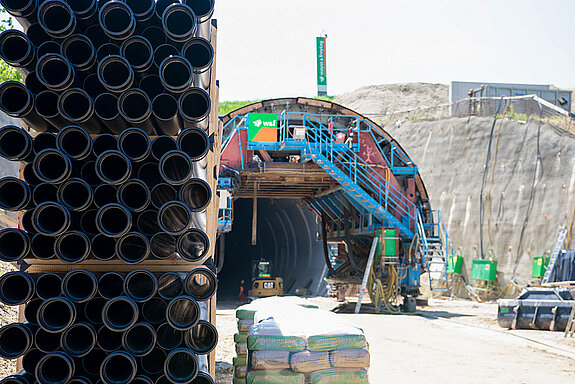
217,198,327,299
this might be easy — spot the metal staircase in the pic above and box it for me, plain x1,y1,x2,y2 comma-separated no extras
417,209,453,291
542,225,568,284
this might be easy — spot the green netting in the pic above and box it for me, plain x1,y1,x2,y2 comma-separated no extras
234,332,249,343
247,334,306,351
308,369,369,384
246,371,305,384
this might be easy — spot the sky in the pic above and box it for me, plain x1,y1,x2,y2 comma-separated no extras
213,0,575,101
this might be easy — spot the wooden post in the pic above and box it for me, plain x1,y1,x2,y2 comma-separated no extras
251,182,258,245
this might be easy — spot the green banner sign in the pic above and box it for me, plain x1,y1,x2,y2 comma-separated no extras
248,113,279,142
316,36,327,96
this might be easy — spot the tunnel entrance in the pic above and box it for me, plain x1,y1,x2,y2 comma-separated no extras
217,198,328,299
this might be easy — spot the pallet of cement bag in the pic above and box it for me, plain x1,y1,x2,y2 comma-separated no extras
290,350,331,373
329,348,370,368
308,368,369,384
236,296,319,319
246,370,305,384
251,350,291,370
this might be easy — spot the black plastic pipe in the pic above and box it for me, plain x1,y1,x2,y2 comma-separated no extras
166,296,200,331
61,34,96,73
162,3,197,43
118,127,152,162
57,178,93,212
68,0,98,22
177,230,209,263
142,26,166,49
21,210,36,236
23,163,41,188
158,201,192,235
95,203,132,237
34,328,61,353
95,150,132,185
84,296,106,325
0,81,52,132
153,43,178,68
139,74,164,100
91,233,117,261
97,54,134,93
99,1,136,41
118,89,157,135
33,149,72,184
82,349,107,377
25,298,42,325
55,231,91,263
62,269,97,302
35,90,70,131
164,348,198,383
177,127,209,161
94,93,128,134
152,136,177,161
138,161,163,186
193,372,215,384
155,323,183,351
141,297,167,325
178,88,211,130
0,125,33,162
155,0,179,19
181,37,214,90
122,322,156,357
0,29,36,74
0,0,38,30
141,348,167,375
116,232,150,264
83,73,107,98
61,323,96,357
80,161,99,186
121,35,154,73
97,326,122,352
96,42,120,61
93,133,117,156
37,41,60,57
94,184,117,207
0,375,34,384
150,233,176,260
183,0,214,40
26,350,46,376
159,56,193,94
136,210,160,235
125,0,155,21
0,177,31,211
159,151,193,185
124,269,158,302
33,183,57,206
153,94,181,136
37,297,76,333
35,352,75,384
118,180,150,212
58,88,104,134
35,272,62,300
185,320,217,355
179,179,211,212
33,132,57,155
38,0,76,39
56,125,93,160
79,209,98,236
32,201,71,236
36,53,75,92
26,22,49,46
0,228,29,262
24,70,46,94
184,268,216,300
0,323,33,359
133,376,154,384
30,234,55,260
0,271,34,305
98,272,124,299
84,24,109,47
158,272,183,300
102,296,139,331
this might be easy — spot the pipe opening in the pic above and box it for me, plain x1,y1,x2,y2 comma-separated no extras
35,151,70,183
59,180,91,210
159,202,191,234
141,348,166,374
26,71,47,95
93,134,118,156
33,203,69,235
82,349,106,376
158,272,183,299
166,9,195,36
56,232,90,263
33,183,57,205
152,137,177,160
0,126,30,159
97,204,131,236
3,0,34,13
151,233,176,259
160,152,192,184
22,349,44,378
38,41,60,57
0,84,30,114
138,162,162,186
183,40,212,69
0,33,29,62
162,59,191,89
84,24,108,47
0,178,27,210
31,235,56,260
153,94,178,120
120,91,150,120
180,90,209,119
186,0,213,18
125,271,157,301
101,353,135,384
95,93,119,120
26,23,50,46
156,0,179,17
151,184,177,209
0,229,28,261
79,210,98,236
180,180,210,210
0,273,32,304
99,272,124,298
156,323,183,350
35,273,62,300
178,230,209,262
167,296,199,330
37,353,73,384
118,129,150,160
39,56,72,88
23,163,41,186
136,210,160,235
62,323,95,356
126,0,152,14
39,299,75,332
103,8,132,34
142,26,165,48
166,349,198,382
0,325,30,358
119,181,150,211
61,90,91,120
97,43,119,61
81,161,100,186
69,0,94,13
117,233,150,263
101,58,131,88
185,269,215,299
153,44,178,67
142,297,167,324
42,5,73,33
97,326,122,352
35,328,61,353
123,38,152,69
124,323,155,355
25,298,42,324
187,321,217,354
139,74,163,100
83,73,107,98
63,36,94,68
62,270,96,301
104,298,138,330
84,297,105,324
35,91,59,118
97,151,131,184
94,184,117,207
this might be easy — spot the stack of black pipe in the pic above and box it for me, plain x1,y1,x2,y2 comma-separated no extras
0,0,218,383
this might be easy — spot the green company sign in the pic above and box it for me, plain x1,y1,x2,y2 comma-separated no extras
248,113,279,142
316,36,327,95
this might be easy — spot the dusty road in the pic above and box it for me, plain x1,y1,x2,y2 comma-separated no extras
215,298,575,384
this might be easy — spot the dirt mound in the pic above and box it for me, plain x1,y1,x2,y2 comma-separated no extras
334,83,449,116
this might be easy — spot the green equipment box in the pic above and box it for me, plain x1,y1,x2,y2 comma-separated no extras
447,255,463,274
470,259,497,282
532,256,550,278
375,228,398,257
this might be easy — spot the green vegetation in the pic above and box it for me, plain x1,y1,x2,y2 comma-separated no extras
0,11,21,83
219,95,337,115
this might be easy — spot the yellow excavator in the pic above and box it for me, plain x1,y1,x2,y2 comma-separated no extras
249,259,284,298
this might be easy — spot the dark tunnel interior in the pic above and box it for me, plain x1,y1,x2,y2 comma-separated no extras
217,198,328,299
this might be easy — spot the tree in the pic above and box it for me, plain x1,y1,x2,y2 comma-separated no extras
0,8,21,83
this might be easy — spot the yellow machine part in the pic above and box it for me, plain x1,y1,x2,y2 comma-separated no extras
250,277,284,297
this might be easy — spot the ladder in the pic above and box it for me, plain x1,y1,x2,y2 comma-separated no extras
542,225,568,284
565,305,575,338
354,237,379,314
